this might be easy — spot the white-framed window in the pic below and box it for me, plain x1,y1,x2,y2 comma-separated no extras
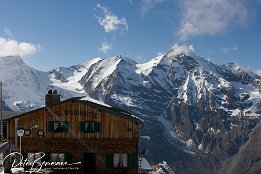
113,154,127,168
50,153,65,162
27,153,42,165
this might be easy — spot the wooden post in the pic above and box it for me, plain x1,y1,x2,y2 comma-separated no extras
15,118,18,147
20,136,22,155
17,128,24,167
20,136,22,167
0,81,3,142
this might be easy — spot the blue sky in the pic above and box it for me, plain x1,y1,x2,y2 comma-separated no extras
0,0,260,74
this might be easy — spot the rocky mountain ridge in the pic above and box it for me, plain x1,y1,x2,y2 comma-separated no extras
0,45,261,173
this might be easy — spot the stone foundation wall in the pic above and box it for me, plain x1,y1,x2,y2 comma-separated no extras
19,138,138,174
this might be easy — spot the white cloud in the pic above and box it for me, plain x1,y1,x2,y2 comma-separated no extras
4,27,13,38
169,43,195,56
0,37,40,57
220,46,239,54
178,0,249,40
141,0,167,16
256,70,261,76
96,3,128,33
188,45,195,52
99,41,113,54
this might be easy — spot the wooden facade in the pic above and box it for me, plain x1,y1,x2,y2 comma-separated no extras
5,96,143,174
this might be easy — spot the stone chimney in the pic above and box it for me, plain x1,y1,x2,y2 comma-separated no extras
45,90,61,107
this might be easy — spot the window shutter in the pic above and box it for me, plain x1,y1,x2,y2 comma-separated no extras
65,153,73,164
63,121,69,132
80,122,85,132
48,122,54,132
127,154,137,168
42,152,50,162
106,154,113,168
94,122,101,132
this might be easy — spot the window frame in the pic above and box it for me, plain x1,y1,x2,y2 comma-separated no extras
106,153,137,169
42,152,73,164
48,121,68,133
80,121,100,133
50,153,65,162
113,153,128,168
84,121,95,133
27,152,42,165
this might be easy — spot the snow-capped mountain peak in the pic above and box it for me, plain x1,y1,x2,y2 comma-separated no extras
1,50,261,173
137,44,198,78
165,44,194,58
0,55,24,65
0,56,51,111
81,56,122,90
136,55,163,76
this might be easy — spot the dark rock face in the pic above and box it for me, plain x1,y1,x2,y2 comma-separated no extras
139,118,218,174
170,103,259,159
49,69,68,82
219,122,261,174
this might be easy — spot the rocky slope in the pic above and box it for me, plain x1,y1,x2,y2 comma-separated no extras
0,45,261,173
77,46,261,173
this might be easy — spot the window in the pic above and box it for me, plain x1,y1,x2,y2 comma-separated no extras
48,121,68,132
106,153,136,168
42,153,73,164
113,154,127,167
85,121,95,133
54,122,64,132
50,153,65,162
27,153,42,165
80,122,100,133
